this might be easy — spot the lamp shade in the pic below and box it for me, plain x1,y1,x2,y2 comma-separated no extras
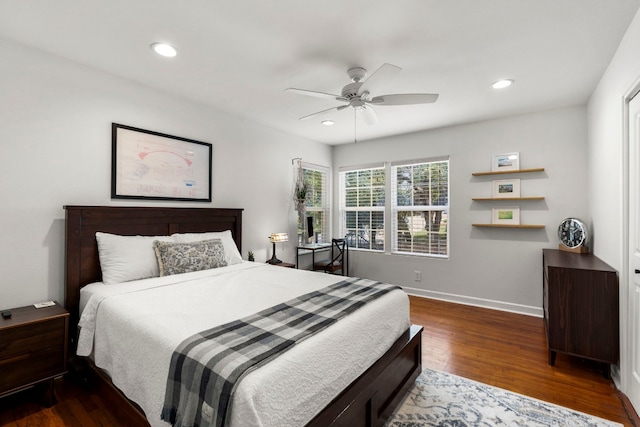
269,233,289,243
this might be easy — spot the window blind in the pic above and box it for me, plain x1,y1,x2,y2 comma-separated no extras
391,159,449,257
339,166,385,251
302,162,330,243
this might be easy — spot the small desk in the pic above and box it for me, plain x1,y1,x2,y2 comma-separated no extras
296,243,331,270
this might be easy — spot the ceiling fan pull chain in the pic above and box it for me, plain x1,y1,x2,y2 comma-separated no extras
354,109,358,144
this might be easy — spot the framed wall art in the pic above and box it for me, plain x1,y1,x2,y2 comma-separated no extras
492,207,520,225
111,123,212,202
492,179,521,198
491,152,520,172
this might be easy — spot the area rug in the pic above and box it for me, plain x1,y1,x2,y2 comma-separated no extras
385,368,622,427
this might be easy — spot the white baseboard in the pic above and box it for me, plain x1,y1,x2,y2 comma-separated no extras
402,286,543,318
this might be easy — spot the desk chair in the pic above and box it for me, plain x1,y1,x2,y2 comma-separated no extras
313,238,347,275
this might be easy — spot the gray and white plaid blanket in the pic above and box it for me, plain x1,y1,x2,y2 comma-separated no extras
160,277,400,427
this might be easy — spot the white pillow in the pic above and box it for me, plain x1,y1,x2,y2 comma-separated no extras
171,230,242,265
95,232,173,284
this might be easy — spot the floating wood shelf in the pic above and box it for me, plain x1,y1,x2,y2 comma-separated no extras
472,167,545,176
472,224,545,229
472,196,545,201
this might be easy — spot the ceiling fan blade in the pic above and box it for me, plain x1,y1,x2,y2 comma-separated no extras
286,87,346,102
299,105,348,121
358,105,378,125
358,63,401,95
370,93,439,105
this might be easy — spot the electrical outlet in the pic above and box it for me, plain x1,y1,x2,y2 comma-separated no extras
414,271,422,282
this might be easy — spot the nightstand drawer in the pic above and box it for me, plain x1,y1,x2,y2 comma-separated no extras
0,345,65,393
0,317,65,359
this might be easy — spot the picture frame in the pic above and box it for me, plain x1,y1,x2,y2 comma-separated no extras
492,207,520,225
492,152,520,172
111,123,212,202
492,179,521,198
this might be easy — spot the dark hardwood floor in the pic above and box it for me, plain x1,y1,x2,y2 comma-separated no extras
0,295,637,426
411,296,638,427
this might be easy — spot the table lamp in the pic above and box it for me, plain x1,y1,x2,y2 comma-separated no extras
267,233,288,264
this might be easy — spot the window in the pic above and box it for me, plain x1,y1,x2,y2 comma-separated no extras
340,166,385,251
339,158,449,258
300,163,329,242
392,159,449,256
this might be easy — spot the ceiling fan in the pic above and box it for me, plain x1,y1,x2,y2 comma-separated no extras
286,63,438,125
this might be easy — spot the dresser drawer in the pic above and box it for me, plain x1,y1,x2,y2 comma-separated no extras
0,345,65,393
0,317,65,359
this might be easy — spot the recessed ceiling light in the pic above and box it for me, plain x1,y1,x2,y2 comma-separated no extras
492,79,514,89
151,42,177,58
321,120,335,126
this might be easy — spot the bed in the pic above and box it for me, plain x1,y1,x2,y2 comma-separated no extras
64,205,422,427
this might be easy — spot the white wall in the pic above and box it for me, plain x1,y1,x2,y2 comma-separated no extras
333,106,588,315
587,4,640,401
0,37,331,311
588,9,640,270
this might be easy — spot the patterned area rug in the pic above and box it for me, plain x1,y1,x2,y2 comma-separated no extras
385,368,622,427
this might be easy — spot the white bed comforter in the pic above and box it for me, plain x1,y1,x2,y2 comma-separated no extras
77,262,410,427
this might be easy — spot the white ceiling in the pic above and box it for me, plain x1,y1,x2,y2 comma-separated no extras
0,0,638,145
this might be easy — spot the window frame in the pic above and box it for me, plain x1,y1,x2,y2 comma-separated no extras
391,158,449,258
339,157,449,258
300,162,330,243
339,164,386,252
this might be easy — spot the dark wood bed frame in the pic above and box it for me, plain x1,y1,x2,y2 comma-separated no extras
64,205,423,427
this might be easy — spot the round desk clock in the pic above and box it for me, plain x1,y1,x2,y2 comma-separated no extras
557,217,589,253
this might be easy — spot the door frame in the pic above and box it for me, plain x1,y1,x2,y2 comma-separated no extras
621,76,640,407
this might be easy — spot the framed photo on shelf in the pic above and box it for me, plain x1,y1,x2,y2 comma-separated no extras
111,123,212,202
492,179,520,198
492,207,520,225
492,152,520,172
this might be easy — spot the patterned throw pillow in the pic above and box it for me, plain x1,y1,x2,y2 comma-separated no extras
153,239,227,276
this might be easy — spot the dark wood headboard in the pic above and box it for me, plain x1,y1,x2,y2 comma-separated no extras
64,206,243,332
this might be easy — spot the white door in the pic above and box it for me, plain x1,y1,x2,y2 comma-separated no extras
627,91,640,409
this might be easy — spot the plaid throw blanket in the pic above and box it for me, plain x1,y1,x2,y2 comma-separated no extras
161,277,400,427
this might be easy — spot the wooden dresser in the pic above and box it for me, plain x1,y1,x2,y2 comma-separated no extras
542,249,619,374
0,302,69,404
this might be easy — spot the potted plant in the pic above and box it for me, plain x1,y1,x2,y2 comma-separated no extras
247,251,255,262
294,180,308,211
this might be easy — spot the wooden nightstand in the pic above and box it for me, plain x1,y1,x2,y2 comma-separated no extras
0,302,69,405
